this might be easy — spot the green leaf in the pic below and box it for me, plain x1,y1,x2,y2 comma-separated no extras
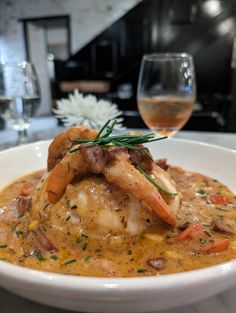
95,248,102,253
64,259,76,265
36,251,45,261
196,189,206,195
137,268,147,273
83,255,93,262
76,236,82,244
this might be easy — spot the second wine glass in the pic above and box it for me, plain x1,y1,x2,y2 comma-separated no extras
137,53,196,137
0,61,41,144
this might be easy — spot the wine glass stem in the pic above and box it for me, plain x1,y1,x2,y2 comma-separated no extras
17,129,28,145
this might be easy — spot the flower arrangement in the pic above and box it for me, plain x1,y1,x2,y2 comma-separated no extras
54,90,124,129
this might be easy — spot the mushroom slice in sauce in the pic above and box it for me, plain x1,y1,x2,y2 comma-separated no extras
147,257,167,270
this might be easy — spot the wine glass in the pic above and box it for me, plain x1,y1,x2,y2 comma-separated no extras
0,61,40,144
137,53,196,137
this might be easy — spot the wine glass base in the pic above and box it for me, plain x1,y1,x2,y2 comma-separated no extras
17,129,29,145
151,128,178,138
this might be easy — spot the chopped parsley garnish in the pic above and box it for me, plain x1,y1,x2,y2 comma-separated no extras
95,248,102,253
51,255,58,261
202,223,210,227
196,189,206,195
64,259,76,265
76,236,82,243
137,268,147,273
12,227,23,237
66,216,71,221
0,243,7,248
35,251,45,261
75,234,89,244
82,243,88,251
83,255,93,262
199,238,207,245
204,230,212,237
128,250,132,255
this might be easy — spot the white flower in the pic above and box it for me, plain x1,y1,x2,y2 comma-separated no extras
54,90,124,129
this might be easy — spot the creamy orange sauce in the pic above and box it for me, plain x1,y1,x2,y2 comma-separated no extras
0,167,236,277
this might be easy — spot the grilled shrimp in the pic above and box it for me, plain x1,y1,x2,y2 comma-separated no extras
151,163,181,218
47,126,98,171
46,149,90,203
45,125,179,225
45,149,178,224
104,153,177,225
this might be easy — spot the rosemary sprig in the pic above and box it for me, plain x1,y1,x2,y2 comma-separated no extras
95,119,112,139
136,166,177,197
70,120,167,153
101,119,117,138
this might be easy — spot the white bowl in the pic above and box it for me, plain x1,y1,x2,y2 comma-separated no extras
0,139,236,313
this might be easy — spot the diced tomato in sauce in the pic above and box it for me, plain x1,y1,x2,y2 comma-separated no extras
210,195,229,205
170,224,206,243
169,224,229,254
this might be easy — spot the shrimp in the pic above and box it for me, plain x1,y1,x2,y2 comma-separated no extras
47,126,98,171
46,149,90,203
104,153,177,225
46,144,178,224
151,163,181,217
45,125,178,225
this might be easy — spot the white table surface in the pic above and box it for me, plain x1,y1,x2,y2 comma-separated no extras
0,116,236,313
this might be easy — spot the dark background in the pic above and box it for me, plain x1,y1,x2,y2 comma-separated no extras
34,0,236,131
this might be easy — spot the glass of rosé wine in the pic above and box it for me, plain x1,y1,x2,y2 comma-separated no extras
137,53,196,137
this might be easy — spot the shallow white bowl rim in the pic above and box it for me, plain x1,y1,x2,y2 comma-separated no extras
0,138,236,294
